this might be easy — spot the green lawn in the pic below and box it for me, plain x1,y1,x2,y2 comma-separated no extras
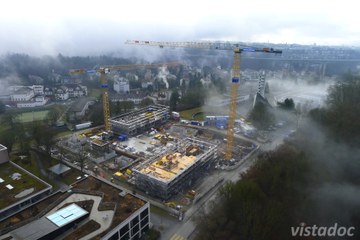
17,110,49,123
150,205,170,217
13,153,42,177
55,130,73,138
89,88,101,98
179,107,204,120
61,169,83,185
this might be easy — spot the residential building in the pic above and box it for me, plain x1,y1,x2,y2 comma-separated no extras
44,87,53,96
114,77,130,93
64,84,88,98
68,97,96,121
10,87,35,102
16,96,49,108
54,86,69,100
141,82,153,89
32,85,44,95
54,84,87,100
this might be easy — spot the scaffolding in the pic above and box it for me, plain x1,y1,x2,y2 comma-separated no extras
110,104,170,135
133,138,217,200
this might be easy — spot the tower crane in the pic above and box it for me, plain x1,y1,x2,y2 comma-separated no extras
126,40,281,160
69,62,180,132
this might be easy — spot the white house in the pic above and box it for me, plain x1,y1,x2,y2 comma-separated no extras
44,87,53,96
16,96,48,108
54,86,69,100
31,85,44,95
114,77,130,93
65,84,88,98
141,82,153,89
10,87,35,102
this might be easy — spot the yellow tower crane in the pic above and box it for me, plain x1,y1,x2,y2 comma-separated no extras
69,62,180,132
126,40,282,160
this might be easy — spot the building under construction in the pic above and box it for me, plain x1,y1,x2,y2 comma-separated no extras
133,138,217,200
110,104,170,135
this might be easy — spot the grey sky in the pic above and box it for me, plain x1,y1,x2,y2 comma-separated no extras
0,0,358,56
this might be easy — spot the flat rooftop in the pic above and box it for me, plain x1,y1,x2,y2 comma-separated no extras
111,104,169,125
2,176,146,239
91,138,109,147
0,161,50,210
72,176,146,222
11,204,88,240
139,153,197,182
134,138,216,183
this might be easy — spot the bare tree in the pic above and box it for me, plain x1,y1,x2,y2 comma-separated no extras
76,145,88,175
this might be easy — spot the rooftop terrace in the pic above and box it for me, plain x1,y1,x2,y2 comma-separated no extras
1,176,147,239
0,161,50,210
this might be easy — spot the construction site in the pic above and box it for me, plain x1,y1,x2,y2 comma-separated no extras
110,104,170,135
132,137,217,200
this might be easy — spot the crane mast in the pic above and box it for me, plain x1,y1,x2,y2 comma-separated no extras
99,70,111,131
126,40,281,160
226,49,241,160
70,62,181,132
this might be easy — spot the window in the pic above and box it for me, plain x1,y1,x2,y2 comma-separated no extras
140,209,148,219
119,232,130,240
132,224,139,236
132,233,139,240
120,224,129,236
108,232,119,240
141,216,149,228
142,224,149,233
131,217,139,227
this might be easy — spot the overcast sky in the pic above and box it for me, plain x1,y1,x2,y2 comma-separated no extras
0,0,358,56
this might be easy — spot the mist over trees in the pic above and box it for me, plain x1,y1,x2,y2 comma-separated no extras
0,54,133,85
310,74,360,146
277,98,295,111
248,101,275,129
195,74,360,239
2,48,359,92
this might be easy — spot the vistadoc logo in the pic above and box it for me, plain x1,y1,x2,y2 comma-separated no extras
291,222,355,238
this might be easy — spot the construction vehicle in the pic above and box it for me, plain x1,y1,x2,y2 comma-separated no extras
165,201,177,208
69,62,180,132
126,40,281,160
